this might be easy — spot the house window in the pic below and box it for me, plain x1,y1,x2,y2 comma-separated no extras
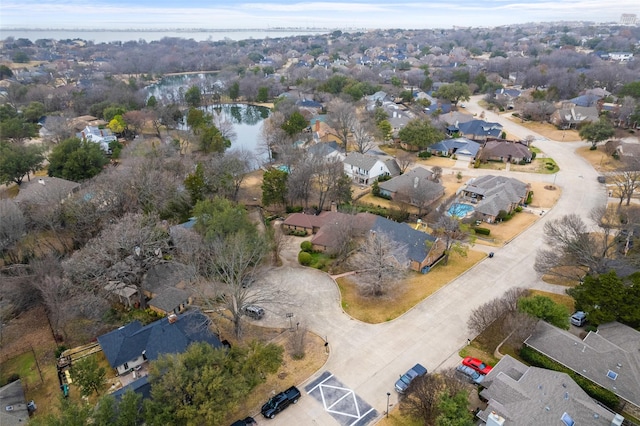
123,362,129,370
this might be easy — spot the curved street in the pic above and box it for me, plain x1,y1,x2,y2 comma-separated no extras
258,96,607,425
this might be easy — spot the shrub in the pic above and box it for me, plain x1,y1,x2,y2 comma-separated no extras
520,346,619,409
474,158,481,168
300,241,313,252
519,159,526,165
286,205,304,213
526,191,533,204
531,152,537,160
418,151,432,158
474,227,491,235
515,206,523,213
298,251,312,266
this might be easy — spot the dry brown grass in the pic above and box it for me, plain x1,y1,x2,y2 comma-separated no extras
224,329,328,422
509,119,582,142
337,250,486,323
575,145,621,172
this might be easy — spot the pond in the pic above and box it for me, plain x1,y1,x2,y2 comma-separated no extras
146,75,271,164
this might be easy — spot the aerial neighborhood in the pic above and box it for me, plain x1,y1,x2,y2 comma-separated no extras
1,16,640,426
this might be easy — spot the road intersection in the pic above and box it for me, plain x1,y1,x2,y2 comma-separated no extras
258,96,607,425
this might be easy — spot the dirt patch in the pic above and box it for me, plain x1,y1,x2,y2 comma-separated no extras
237,169,265,207
337,250,486,323
509,119,582,142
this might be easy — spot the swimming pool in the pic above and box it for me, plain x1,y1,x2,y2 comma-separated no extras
447,203,475,218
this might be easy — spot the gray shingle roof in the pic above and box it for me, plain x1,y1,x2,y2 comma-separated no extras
343,152,380,171
371,216,435,263
379,167,434,193
97,310,222,370
464,175,529,217
478,354,619,426
482,141,532,160
13,176,80,205
524,321,640,410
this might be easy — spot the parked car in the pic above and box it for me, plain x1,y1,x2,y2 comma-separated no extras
456,364,485,385
394,363,428,393
462,357,492,375
570,311,587,327
261,386,300,419
243,305,265,320
597,176,606,184
230,417,257,426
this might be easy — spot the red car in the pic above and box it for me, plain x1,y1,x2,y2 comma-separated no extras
462,357,493,375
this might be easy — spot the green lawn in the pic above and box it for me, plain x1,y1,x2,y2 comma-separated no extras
1,351,41,388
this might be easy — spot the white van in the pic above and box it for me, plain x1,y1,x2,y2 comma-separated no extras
570,311,587,327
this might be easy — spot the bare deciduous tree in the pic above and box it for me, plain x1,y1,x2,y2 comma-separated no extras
431,166,442,182
401,368,466,425
351,121,375,154
467,287,527,335
196,231,279,339
327,98,357,152
396,150,415,174
534,211,615,279
63,213,172,309
432,215,474,264
349,231,407,297
0,199,25,252
610,158,640,207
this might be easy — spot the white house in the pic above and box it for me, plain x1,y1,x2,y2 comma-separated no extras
79,125,117,152
609,52,634,62
343,152,400,185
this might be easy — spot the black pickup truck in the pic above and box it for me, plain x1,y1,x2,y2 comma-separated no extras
261,386,301,419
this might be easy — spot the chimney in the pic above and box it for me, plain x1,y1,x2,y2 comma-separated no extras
315,120,320,132
330,201,337,212
486,412,505,426
168,313,178,324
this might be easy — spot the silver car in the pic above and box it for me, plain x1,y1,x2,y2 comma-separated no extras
456,364,485,385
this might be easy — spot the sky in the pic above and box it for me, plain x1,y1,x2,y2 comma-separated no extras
1,0,638,30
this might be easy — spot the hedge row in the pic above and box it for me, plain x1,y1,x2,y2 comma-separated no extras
474,227,491,236
520,346,619,409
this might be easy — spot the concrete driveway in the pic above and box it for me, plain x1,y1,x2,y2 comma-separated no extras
258,97,607,425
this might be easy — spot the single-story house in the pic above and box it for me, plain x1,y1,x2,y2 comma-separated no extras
13,176,81,205
427,137,481,158
494,88,521,109
550,104,599,129
308,141,345,161
453,119,503,141
97,309,222,376
78,125,117,152
142,263,196,315
479,140,533,163
343,152,400,185
524,321,640,411
461,175,531,223
283,211,445,273
478,355,624,426
378,167,444,209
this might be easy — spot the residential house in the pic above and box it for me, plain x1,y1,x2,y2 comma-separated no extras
479,140,533,163
461,175,531,223
309,117,341,145
570,94,602,108
13,176,80,205
378,167,444,209
79,125,117,152
283,211,445,273
524,321,640,411
0,380,33,426
308,141,345,161
477,355,624,426
550,103,599,129
343,152,400,185
142,263,196,315
97,310,222,376
427,137,481,159
609,52,634,61
494,88,521,109
452,119,503,141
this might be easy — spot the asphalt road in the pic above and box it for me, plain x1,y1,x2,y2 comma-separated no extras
255,96,607,425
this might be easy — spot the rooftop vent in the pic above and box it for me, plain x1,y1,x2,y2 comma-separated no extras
168,314,178,324
607,370,618,380
38,178,45,185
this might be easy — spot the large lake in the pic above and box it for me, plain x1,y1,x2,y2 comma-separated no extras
0,29,329,43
